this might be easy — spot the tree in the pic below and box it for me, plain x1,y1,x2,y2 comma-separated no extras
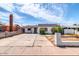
51,26,63,34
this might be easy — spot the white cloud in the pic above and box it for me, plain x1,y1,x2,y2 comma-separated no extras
0,3,69,25
13,13,23,19
0,11,22,20
0,3,14,12
0,11,23,25
0,3,23,24
20,3,64,23
60,18,78,26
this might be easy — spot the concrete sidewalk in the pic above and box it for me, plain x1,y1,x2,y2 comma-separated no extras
0,34,79,55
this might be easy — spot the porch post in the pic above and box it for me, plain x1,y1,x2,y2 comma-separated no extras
37,27,40,34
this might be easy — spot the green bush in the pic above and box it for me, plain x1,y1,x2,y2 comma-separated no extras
40,28,46,35
51,28,54,34
51,26,63,34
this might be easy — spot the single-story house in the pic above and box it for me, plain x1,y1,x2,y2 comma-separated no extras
0,24,22,32
23,24,59,34
62,25,79,34
23,24,79,34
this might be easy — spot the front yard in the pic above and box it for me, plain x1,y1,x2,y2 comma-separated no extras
61,34,79,41
44,34,79,41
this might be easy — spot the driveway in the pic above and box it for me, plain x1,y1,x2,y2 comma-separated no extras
0,34,54,55
0,34,53,47
0,34,79,55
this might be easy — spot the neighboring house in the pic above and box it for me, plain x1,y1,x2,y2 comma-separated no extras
23,24,59,34
63,25,79,34
5,25,22,32
23,25,38,34
0,23,5,32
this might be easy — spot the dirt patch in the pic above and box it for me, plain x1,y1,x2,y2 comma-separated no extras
44,35,54,42
61,34,79,41
45,34,79,41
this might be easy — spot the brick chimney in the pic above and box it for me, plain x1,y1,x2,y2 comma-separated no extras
9,14,13,32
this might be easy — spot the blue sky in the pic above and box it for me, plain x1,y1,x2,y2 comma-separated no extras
0,3,79,26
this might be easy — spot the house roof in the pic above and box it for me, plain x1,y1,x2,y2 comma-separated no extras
63,25,79,28
23,25,38,28
38,24,59,27
23,24,60,28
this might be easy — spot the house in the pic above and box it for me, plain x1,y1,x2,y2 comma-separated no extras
0,24,22,32
0,23,5,32
23,24,79,34
23,25,38,34
23,24,60,34
63,25,79,34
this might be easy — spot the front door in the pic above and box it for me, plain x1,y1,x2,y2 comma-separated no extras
34,28,37,33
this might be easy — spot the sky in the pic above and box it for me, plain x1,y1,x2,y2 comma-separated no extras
0,3,79,26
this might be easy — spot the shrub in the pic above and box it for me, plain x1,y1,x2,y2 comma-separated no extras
51,26,63,34
51,28,54,34
40,28,46,35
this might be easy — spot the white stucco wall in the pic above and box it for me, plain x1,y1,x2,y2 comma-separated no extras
64,29,75,34
25,28,28,33
47,27,52,34
76,32,79,34
54,33,79,46
37,27,40,34
25,28,32,33
75,30,79,34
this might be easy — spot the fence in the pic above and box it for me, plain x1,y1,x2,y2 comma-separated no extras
54,33,79,46
0,31,23,39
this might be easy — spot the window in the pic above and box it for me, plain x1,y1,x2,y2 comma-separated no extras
45,28,47,31
28,28,31,31
78,28,79,31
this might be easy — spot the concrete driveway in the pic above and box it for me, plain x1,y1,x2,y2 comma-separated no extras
0,34,79,55
0,34,53,47
0,34,54,55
